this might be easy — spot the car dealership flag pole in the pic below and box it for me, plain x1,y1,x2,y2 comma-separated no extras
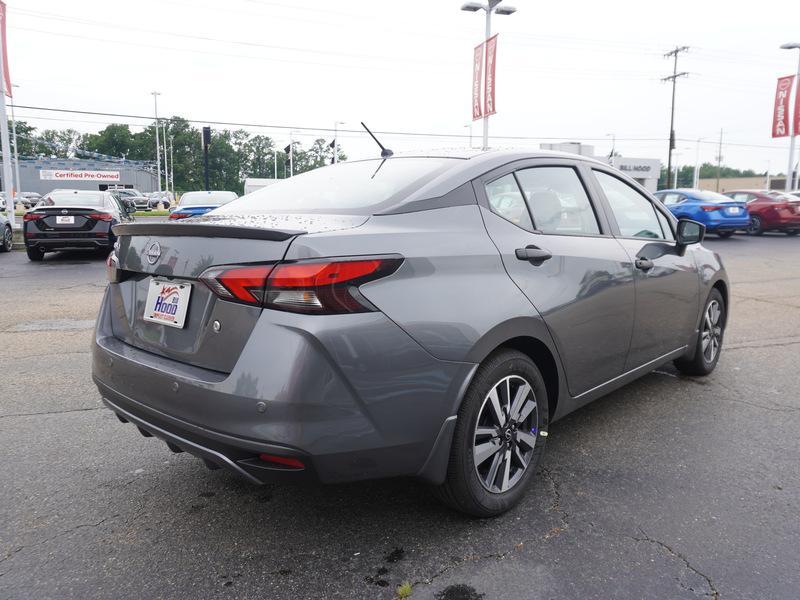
0,1,14,228
462,1,516,151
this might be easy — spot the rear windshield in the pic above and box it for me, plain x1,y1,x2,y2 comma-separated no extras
40,192,105,207
692,190,735,203
180,191,238,206
214,158,460,215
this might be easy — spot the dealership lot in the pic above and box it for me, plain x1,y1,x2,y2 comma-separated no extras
1,235,799,599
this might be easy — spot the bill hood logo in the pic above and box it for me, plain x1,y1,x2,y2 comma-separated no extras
146,242,162,265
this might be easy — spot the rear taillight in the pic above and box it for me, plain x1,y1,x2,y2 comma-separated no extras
199,257,402,313
23,212,44,221
200,265,273,305
701,205,720,212
89,212,113,222
169,212,188,220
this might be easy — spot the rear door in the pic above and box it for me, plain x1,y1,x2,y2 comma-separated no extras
588,168,700,368
477,159,636,397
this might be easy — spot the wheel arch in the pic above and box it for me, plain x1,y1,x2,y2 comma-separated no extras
461,317,565,422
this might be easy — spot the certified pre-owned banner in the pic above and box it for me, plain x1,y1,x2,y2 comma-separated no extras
483,34,498,117
472,42,484,121
772,75,795,138
40,170,121,181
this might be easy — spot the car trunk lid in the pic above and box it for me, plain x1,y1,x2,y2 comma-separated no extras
108,213,368,373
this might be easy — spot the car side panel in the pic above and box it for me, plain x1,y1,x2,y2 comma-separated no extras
284,205,554,365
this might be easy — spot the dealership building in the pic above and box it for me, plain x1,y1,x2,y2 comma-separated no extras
7,158,158,195
540,142,661,192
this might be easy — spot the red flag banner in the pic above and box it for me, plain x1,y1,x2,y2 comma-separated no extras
483,34,498,117
472,43,484,121
772,74,794,138
794,77,800,138
0,1,10,98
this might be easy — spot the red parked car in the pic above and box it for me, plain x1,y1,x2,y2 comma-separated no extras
724,190,800,236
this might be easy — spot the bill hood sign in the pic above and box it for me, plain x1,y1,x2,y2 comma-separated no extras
40,170,121,181
772,75,794,138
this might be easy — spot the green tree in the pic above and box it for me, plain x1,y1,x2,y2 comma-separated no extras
80,124,137,159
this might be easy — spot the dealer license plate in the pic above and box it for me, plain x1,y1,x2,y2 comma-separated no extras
727,207,741,215
143,280,192,329
56,216,74,224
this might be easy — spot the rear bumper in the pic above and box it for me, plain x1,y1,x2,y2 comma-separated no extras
26,237,112,250
705,218,750,232
92,288,474,485
764,216,800,229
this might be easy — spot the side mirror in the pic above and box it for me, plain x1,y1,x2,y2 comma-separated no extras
676,219,705,245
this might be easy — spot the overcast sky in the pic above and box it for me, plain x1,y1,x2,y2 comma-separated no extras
6,0,800,172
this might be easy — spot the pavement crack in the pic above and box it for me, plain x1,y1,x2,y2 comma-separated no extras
541,466,569,533
632,528,719,599
0,406,104,419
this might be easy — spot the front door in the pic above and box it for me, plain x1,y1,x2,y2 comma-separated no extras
477,160,636,397
589,169,700,369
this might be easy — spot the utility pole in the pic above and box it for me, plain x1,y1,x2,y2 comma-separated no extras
168,137,174,200
715,129,723,192
202,127,211,191
662,46,689,189
151,92,162,194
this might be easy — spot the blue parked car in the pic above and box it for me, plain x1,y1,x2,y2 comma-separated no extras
653,188,750,238
169,191,238,220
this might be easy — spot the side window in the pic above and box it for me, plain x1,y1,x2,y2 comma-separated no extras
485,174,534,230
594,171,665,240
661,193,683,206
514,167,600,235
730,192,751,203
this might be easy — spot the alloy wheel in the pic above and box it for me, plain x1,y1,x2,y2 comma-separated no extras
748,216,762,235
473,375,538,493
701,299,723,363
2,226,11,251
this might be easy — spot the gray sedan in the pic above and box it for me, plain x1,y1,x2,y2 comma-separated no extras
93,150,727,516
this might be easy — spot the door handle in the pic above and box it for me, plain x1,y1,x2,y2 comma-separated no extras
515,245,552,264
634,257,654,271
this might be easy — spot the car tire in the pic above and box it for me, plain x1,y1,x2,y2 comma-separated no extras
786,230,799,236
26,246,44,261
433,349,549,517
674,288,725,377
0,225,11,252
747,215,764,236
717,231,734,238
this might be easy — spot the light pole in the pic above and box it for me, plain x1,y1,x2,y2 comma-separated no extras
10,84,20,202
168,137,174,201
780,43,800,191
273,147,278,179
693,137,705,188
662,46,689,189
162,122,169,198
333,121,344,164
151,92,162,194
461,1,517,150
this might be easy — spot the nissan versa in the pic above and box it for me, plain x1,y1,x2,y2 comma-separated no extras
93,150,728,517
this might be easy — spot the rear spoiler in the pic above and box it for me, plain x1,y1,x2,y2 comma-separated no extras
112,222,305,242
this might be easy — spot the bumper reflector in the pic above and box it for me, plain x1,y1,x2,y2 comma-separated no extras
258,453,305,469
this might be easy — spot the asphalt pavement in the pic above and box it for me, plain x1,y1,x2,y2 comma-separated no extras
1,233,798,599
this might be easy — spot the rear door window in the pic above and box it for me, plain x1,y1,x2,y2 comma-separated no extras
661,193,684,205
484,174,534,230
594,171,666,239
514,167,600,235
